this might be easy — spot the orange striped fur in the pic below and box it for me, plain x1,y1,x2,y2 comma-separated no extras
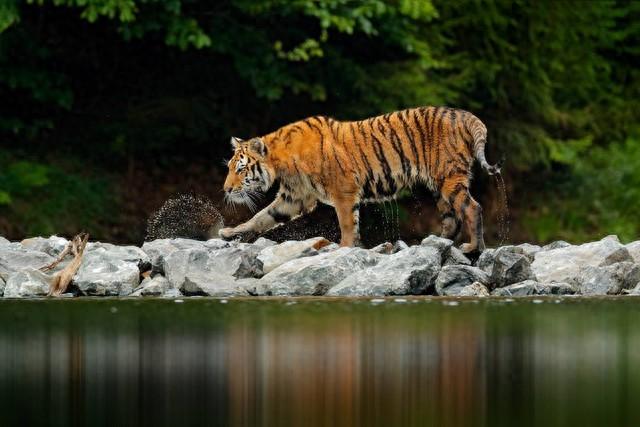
221,106,497,253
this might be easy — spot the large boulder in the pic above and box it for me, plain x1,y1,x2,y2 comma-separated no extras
435,265,490,296
255,247,381,296
20,236,69,257
327,245,441,296
480,246,535,288
421,235,454,256
532,236,633,284
257,237,330,273
75,255,140,296
627,241,640,263
141,238,232,274
86,242,151,271
163,246,256,296
628,282,640,296
130,275,181,297
491,280,575,296
458,282,490,297
0,237,10,246
3,268,54,298
443,246,471,266
0,245,54,282
575,262,640,295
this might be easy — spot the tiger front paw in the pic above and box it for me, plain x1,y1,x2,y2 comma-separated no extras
219,227,240,240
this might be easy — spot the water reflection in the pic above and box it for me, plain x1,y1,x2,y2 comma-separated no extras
0,297,639,426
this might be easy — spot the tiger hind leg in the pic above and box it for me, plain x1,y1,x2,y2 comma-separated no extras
436,198,461,240
441,178,486,254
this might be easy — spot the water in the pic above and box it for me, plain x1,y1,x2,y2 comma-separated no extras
1,297,639,427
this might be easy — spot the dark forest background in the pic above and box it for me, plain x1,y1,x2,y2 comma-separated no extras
1,0,639,246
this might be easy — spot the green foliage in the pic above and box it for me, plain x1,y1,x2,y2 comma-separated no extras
524,139,640,243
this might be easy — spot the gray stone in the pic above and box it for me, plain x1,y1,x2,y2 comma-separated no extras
319,243,340,253
163,246,254,296
491,280,575,296
328,245,442,296
435,265,490,296
0,246,55,282
542,240,572,251
257,237,330,273
142,238,233,274
75,254,140,296
252,237,277,248
3,268,54,298
256,247,381,296
20,236,69,257
130,275,177,297
575,262,640,295
421,235,454,256
458,282,490,297
0,237,10,246
486,246,535,288
87,242,151,271
444,246,471,266
393,240,409,253
515,243,541,261
626,241,640,263
0,276,4,296
532,236,632,284
476,248,496,273
628,282,640,296
370,242,393,254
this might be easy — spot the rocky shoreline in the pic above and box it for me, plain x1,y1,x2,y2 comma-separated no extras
1,234,639,298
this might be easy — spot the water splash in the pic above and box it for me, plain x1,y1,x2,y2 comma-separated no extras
494,172,510,245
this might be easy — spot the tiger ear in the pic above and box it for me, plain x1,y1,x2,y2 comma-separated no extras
248,138,267,158
230,136,243,149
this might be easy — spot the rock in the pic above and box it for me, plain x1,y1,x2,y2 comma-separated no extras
20,236,69,257
0,237,10,246
435,265,490,296
491,280,575,296
443,246,471,266
542,240,572,251
130,275,179,297
163,246,255,296
627,241,640,263
485,246,535,288
328,245,442,296
458,282,490,297
0,245,55,282
86,242,151,271
628,282,640,296
142,238,233,274
252,237,276,248
3,268,54,298
532,235,633,284
257,237,330,273
393,240,409,253
75,255,140,296
421,235,454,256
256,247,381,296
0,276,4,296
515,243,541,261
476,248,496,273
370,242,393,254
319,243,340,253
575,262,640,295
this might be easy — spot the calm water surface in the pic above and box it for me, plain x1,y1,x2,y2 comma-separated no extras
1,297,639,427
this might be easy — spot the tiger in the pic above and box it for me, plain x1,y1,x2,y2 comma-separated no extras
220,106,499,253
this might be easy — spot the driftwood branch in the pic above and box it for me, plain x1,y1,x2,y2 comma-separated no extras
40,233,89,296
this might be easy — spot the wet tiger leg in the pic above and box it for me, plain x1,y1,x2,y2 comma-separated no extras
441,179,485,254
334,199,360,247
436,198,461,240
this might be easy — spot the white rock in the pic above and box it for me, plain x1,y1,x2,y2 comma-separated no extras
328,245,442,296
0,246,54,282
75,255,140,296
20,236,69,257
257,237,330,274
3,268,54,298
458,282,490,297
626,241,640,263
575,262,640,295
532,235,632,284
255,247,381,296
130,275,177,297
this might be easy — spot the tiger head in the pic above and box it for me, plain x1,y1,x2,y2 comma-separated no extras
223,136,274,205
